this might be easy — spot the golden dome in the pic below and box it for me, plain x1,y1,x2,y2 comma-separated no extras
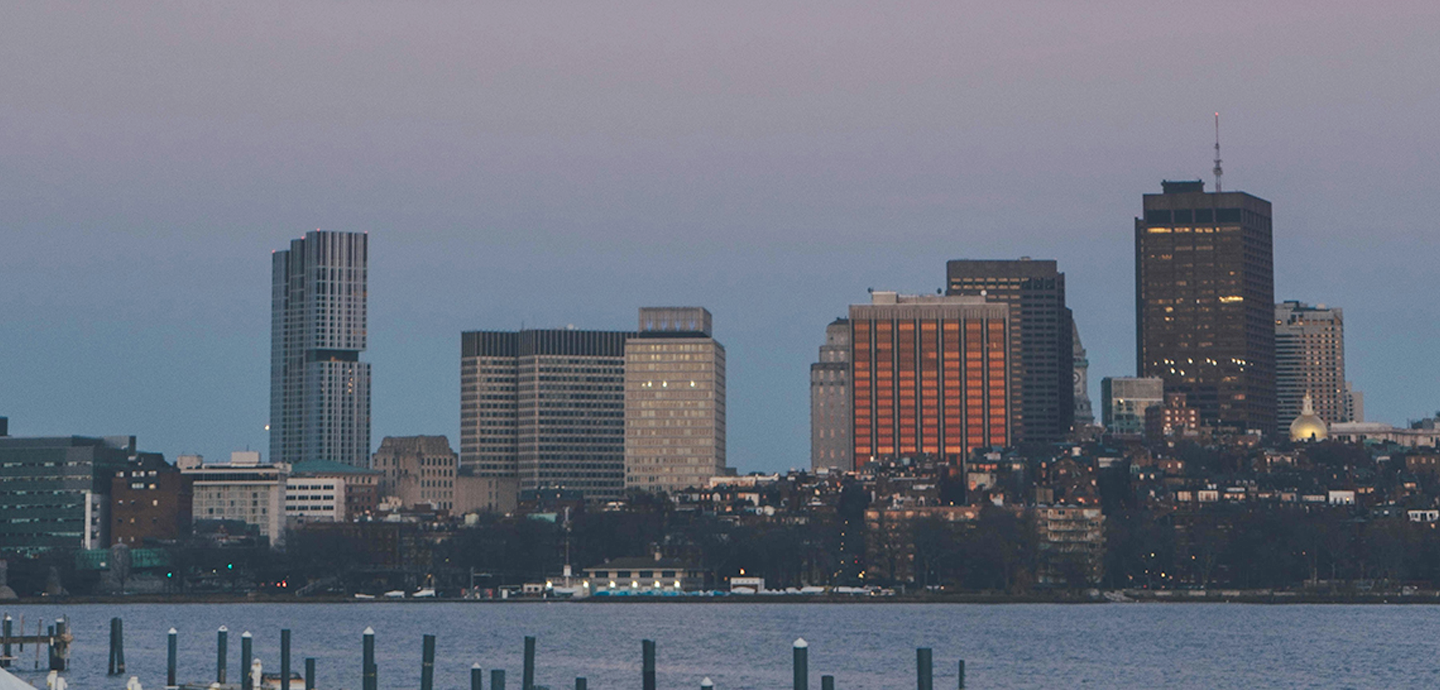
1289,392,1328,442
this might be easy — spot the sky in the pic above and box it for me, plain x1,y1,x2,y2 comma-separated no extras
2,2,1439,473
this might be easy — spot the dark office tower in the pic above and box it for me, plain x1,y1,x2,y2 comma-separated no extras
850,292,1010,467
946,258,1074,445
461,329,634,499
270,231,371,467
1135,180,1275,435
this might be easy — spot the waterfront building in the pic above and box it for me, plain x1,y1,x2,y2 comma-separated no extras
182,451,288,547
583,554,705,593
1135,180,1275,435
1102,377,1165,436
1072,321,1094,428
625,307,727,494
270,230,371,467
287,459,382,523
0,434,137,552
373,436,458,511
1275,301,1348,432
810,318,852,471
849,291,1010,467
946,258,1074,444
1034,505,1106,586
110,454,192,546
461,329,633,499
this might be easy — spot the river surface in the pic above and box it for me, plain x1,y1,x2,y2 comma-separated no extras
0,602,1433,689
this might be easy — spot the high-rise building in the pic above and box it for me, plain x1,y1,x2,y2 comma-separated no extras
461,329,633,499
0,434,137,552
849,292,1010,467
1101,377,1165,436
625,307,726,494
946,259,1073,444
183,451,288,547
1135,180,1275,435
811,318,852,471
1275,301,1348,431
1072,321,1094,428
270,230,371,467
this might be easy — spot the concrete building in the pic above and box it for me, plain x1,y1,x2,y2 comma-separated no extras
1275,301,1348,432
461,329,633,499
453,472,519,515
1102,377,1165,436
1136,180,1275,435
373,436,458,511
947,259,1074,444
625,307,727,494
1072,321,1094,428
810,318,852,471
110,454,192,546
183,451,288,547
0,434,137,552
849,292,1010,468
287,460,382,523
270,230,371,468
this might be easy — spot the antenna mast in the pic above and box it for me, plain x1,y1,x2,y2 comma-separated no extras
1212,112,1223,193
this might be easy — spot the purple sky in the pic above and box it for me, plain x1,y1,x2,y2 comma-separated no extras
3,2,1438,472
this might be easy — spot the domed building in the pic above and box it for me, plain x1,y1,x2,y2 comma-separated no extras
1289,392,1329,442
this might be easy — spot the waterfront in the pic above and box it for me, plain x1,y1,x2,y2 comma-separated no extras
1,602,1435,689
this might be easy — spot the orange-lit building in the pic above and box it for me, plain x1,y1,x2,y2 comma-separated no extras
849,292,1010,469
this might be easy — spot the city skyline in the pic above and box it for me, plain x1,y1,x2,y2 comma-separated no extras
4,3,1439,473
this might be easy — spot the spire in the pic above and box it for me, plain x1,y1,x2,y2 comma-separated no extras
1213,112,1223,193
1302,391,1315,416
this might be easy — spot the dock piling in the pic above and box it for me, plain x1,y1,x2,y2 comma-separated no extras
916,648,932,690
108,617,125,675
166,628,177,689
471,663,483,690
523,635,536,690
305,657,316,690
362,627,377,690
240,631,252,686
793,638,808,690
217,626,229,684
280,628,291,690
421,634,436,690
2,615,10,668
957,659,965,689
575,678,587,690
492,668,506,690
822,675,834,690
642,639,656,690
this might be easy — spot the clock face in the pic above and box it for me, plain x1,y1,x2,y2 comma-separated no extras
1074,371,1082,384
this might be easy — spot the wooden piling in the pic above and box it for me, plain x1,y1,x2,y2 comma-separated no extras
471,663,484,690
822,675,834,690
642,639,656,690
281,628,291,690
916,648,932,690
362,627,377,690
108,617,125,675
217,626,229,684
305,657,316,690
2,615,11,668
793,638,808,690
240,631,253,687
523,635,536,690
421,634,436,690
575,677,587,690
492,668,507,690
166,628,178,689
957,659,965,689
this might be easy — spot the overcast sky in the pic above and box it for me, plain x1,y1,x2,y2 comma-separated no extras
3,2,1438,472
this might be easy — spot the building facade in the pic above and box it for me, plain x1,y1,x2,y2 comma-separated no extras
1135,180,1275,435
946,259,1073,445
287,460,382,523
625,307,727,494
1072,321,1093,428
1101,377,1165,436
849,292,1010,468
461,329,633,499
270,230,371,467
373,436,459,511
0,435,136,552
183,451,288,547
1275,301,1348,432
810,318,852,471
110,454,192,546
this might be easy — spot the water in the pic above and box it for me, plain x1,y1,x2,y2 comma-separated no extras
1,602,1436,689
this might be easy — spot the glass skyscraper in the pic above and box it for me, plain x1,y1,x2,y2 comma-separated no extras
270,230,371,467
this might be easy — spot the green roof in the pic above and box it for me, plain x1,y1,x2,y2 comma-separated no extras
290,460,382,476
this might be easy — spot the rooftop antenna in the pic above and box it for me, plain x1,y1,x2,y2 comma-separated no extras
1212,112,1223,193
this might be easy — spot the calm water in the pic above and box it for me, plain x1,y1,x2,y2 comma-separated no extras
0,602,1435,689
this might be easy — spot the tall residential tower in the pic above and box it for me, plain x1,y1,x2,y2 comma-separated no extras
270,231,371,467
1275,301,1348,430
1135,181,1275,435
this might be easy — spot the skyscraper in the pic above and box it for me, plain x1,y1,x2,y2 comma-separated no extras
625,307,726,494
849,291,1010,467
270,231,371,467
1135,180,1275,435
1275,301,1347,430
461,329,633,499
810,318,852,471
946,258,1073,444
